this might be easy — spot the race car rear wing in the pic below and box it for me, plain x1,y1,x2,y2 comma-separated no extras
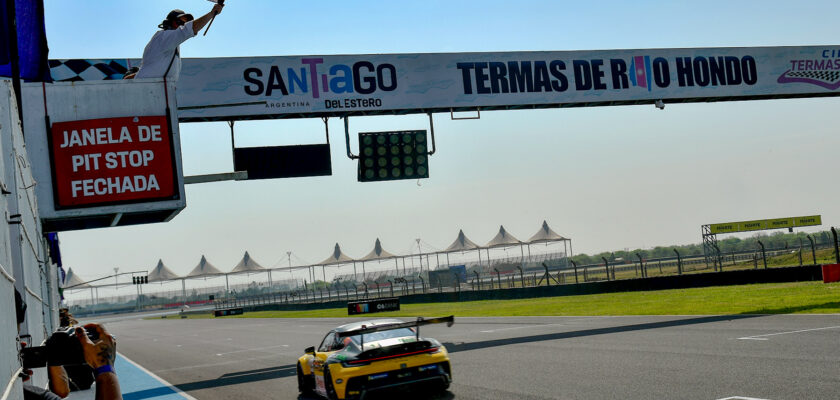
337,316,455,351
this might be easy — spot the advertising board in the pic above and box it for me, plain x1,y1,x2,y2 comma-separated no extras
173,46,840,121
48,46,840,122
347,298,400,315
709,215,822,235
214,308,244,317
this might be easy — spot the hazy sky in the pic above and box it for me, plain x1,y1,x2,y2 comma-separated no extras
43,0,840,282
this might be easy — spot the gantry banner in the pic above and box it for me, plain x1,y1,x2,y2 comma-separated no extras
49,46,840,121
708,215,822,234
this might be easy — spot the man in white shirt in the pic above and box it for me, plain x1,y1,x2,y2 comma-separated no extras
134,4,223,79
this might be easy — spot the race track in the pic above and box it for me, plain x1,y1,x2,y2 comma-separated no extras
94,314,840,400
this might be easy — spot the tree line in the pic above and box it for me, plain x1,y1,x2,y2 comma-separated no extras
570,229,836,266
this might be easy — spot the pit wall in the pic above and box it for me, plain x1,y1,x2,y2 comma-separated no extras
0,81,60,400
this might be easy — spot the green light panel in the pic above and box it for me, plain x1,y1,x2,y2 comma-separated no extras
358,130,429,182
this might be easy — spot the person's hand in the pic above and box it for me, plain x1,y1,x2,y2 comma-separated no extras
75,324,116,369
212,3,223,15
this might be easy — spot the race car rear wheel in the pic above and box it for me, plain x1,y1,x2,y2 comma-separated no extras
297,363,314,395
324,367,339,400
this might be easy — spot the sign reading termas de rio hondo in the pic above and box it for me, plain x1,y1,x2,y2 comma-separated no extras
49,116,177,208
160,45,840,121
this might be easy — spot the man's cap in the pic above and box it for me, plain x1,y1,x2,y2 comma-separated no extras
166,9,188,21
160,8,194,29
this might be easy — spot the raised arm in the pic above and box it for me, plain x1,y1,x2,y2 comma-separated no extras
192,3,224,34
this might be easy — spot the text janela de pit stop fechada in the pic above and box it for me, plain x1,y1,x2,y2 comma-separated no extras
59,125,165,198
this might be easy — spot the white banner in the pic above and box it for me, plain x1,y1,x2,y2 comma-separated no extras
50,46,840,121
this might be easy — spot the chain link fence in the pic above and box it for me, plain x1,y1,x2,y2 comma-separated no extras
66,233,840,315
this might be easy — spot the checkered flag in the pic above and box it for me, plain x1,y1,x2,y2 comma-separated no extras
48,59,131,82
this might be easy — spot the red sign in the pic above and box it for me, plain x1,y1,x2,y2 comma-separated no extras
49,116,177,208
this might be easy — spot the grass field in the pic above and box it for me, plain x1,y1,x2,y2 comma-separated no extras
173,281,840,319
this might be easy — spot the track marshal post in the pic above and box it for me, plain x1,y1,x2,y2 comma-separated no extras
601,257,610,281
674,249,682,275
757,240,767,269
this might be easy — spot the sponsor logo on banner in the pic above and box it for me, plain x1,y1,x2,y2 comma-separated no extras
242,58,397,111
794,215,821,227
455,54,758,94
49,116,177,208
767,218,794,229
777,49,840,90
629,56,653,91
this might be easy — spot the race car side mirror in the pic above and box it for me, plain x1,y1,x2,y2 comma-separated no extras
304,346,315,355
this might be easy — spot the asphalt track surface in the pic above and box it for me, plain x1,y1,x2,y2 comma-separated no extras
95,314,840,400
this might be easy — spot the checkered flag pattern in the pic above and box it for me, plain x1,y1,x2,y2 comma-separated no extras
782,70,840,83
48,59,131,82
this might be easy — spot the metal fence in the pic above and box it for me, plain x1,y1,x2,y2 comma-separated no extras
67,233,840,316
214,235,839,310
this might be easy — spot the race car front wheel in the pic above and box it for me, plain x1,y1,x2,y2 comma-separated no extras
297,363,314,395
324,367,339,400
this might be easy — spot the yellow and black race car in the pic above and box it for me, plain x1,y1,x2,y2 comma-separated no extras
296,316,454,400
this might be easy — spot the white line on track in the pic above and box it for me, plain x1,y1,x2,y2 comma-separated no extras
215,344,291,356
737,325,840,340
478,317,603,333
716,397,771,400
153,354,282,373
480,323,567,333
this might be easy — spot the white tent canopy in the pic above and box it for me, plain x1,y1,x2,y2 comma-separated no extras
231,251,265,273
359,238,397,261
61,268,90,289
528,220,567,243
486,225,522,248
319,243,354,265
187,255,224,277
148,259,180,282
445,229,480,252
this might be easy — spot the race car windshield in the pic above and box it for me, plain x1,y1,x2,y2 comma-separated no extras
346,327,416,344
